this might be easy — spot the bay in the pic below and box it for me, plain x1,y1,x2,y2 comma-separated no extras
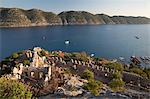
0,24,150,61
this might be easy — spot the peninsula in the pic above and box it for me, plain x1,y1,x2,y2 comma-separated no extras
0,8,150,28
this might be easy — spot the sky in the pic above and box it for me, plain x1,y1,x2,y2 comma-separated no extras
0,0,150,18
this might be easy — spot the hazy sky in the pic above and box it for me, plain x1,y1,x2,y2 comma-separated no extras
1,0,150,17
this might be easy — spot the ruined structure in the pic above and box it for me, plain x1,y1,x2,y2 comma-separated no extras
11,47,52,82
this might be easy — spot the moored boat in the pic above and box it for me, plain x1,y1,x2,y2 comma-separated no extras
64,40,70,45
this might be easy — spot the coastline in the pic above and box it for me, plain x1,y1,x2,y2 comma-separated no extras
0,23,150,28
1,8,150,28
0,47,150,98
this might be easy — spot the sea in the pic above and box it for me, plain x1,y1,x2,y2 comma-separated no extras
0,24,150,66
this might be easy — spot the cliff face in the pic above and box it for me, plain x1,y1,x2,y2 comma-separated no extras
0,8,62,27
0,8,150,27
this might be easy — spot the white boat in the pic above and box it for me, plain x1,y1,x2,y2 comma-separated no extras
90,54,95,57
65,40,70,44
42,36,46,40
119,57,125,60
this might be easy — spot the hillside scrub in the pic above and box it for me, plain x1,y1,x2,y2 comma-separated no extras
0,76,32,99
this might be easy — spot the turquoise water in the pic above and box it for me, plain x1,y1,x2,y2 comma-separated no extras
0,25,150,61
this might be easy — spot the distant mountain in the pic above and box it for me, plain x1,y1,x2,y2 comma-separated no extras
59,12,150,25
0,8,150,27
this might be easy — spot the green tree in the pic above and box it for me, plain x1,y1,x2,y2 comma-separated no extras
23,60,30,66
107,62,124,72
143,68,150,79
72,52,88,62
109,79,125,91
84,80,103,96
81,69,94,80
112,71,122,79
130,68,148,79
130,68,143,74
0,76,32,99
12,52,19,59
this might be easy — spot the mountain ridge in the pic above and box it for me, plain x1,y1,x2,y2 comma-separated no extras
1,8,150,27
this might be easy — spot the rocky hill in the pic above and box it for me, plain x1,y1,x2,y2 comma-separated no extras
0,8,62,27
60,12,150,25
0,8,150,27
58,11,103,25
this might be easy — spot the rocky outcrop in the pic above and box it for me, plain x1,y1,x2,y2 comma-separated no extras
0,8,62,27
0,8,150,27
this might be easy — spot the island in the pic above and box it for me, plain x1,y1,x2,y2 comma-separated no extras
0,8,150,28
0,47,150,98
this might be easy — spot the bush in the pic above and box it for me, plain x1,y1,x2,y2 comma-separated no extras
64,68,71,74
23,60,30,66
12,52,19,59
112,71,122,79
0,76,32,99
51,51,58,56
81,69,94,80
38,50,46,57
72,52,88,62
107,62,124,72
84,80,103,96
82,69,103,96
143,68,150,79
109,79,125,91
130,68,148,78
130,68,143,74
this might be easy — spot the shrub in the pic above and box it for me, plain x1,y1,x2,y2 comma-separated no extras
38,50,46,57
130,68,143,74
109,79,125,91
0,76,32,99
64,68,71,74
23,60,30,66
72,52,88,62
12,52,19,59
130,68,148,78
84,80,103,96
112,71,122,79
81,69,94,80
41,50,46,56
107,62,124,72
143,68,150,79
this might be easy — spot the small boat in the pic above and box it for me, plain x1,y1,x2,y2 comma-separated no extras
42,36,46,40
90,53,95,57
119,57,125,60
135,36,140,39
140,56,145,60
131,56,136,58
65,40,70,45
